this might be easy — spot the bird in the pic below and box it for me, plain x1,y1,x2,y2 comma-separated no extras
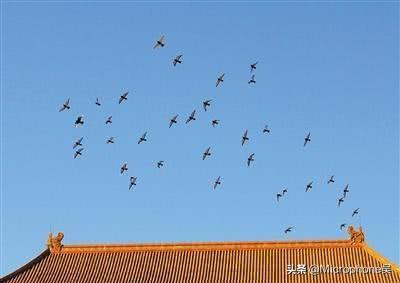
328,175,335,184
203,100,212,111
157,161,164,168
119,91,128,104
74,148,83,159
216,73,225,87
211,119,219,127
202,147,211,160
153,35,165,49
106,137,114,144
284,227,293,234
305,181,313,192
138,132,147,144
338,197,345,207
186,110,196,124
282,188,288,195
73,137,83,149
74,115,84,127
169,114,178,128
262,125,270,133
129,176,137,190
304,132,311,146
247,153,255,167
105,116,112,125
250,61,258,72
120,162,128,174
276,193,283,202
241,130,249,146
343,185,350,198
248,74,256,84
95,97,101,106
340,223,347,230
352,208,360,217
213,176,221,189
59,98,70,112
173,54,183,66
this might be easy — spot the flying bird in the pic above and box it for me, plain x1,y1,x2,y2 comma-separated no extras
305,182,313,192
106,137,115,144
74,115,84,127
169,114,178,128
203,100,212,111
138,132,147,144
262,125,270,133
248,74,256,84
153,35,165,49
304,132,311,146
74,148,83,159
328,175,335,184
247,153,255,167
120,162,128,175
105,116,112,125
59,98,70,112
173,54,183,66
343,185,350,198
340,223,347,230
202,147,211,160
216,73,225,87
284,227,293,234
276,193,283,202
282,188,288,195
129,176,137,190
213,176,221,189
73,137,83,149
211,119,219,127
338,197,345,207
119,91,128,104
352,208,360,217
95,97,101,106
157,161,164,168
241,130,249,146
250,61,258,72
186,110,196,124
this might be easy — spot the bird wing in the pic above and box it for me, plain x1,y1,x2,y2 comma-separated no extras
176,54,182,60
191,110,196,118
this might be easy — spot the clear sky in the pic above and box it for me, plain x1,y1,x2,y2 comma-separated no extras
1,1,399,276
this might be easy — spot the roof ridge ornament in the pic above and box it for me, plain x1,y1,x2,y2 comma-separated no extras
347,225,365,244
46,232,64,253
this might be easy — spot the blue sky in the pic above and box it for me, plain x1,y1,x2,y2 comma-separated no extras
1,1,398,275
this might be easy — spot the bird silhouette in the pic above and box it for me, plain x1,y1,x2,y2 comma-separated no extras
74,148,83,159
250,62,258,72
138,132,147,144
106,137,114,144
105,116,112,125
129,176,137,190
262,125,270,133
211,119,219,127
343,184,350,198
157,161,164,168
173,54,183,66
59,98,70,112
304,132,311,146
120,162,128,175
202,147,211,160
186,110,196,124
340,223,347,230
119,91,128,104
352,208,360,217
216,73,225,87
284,227,293,234
214,176,221,189
338,197,345,207
169,114,178,128
241,130,249,146
95,97,101,106
73,137,83,149
74,115,84,127
277,193,282,202
282,188,288,195
153,35,165,49
328,175,335,184
247,153,255,167
203,100,212,111
248,74,256,84
305,182,313,192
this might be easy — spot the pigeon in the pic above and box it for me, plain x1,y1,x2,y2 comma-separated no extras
277,193,282,202
203,100,212,111
211,119,219,127
138,132,147,144
304,132,311,146
153,35,165,49
119,91,128,104
59,98,70,112
338,197,345,207
248,74,256,84
305,182,313,192
95,97,101,106
129,176,137,190
250,61,258,72
216,73,225,87
105,116,112,125
120,162,128,175
157,161,164,168
340,223,347,230
352,208,360,217
202,147,211,160
284,227,293,234
173,54,183,66
73,137,83,149
328,175,335,184
343,184,349,198
186,110,196,124
169,114,178,128
106,137,114,144
74,148,83,159
247,153,255,167
241,130,249,146
213,176,221,189
74,115,84,127
263,125,270,133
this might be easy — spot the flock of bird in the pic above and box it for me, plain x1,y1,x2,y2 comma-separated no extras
59,35,360,235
